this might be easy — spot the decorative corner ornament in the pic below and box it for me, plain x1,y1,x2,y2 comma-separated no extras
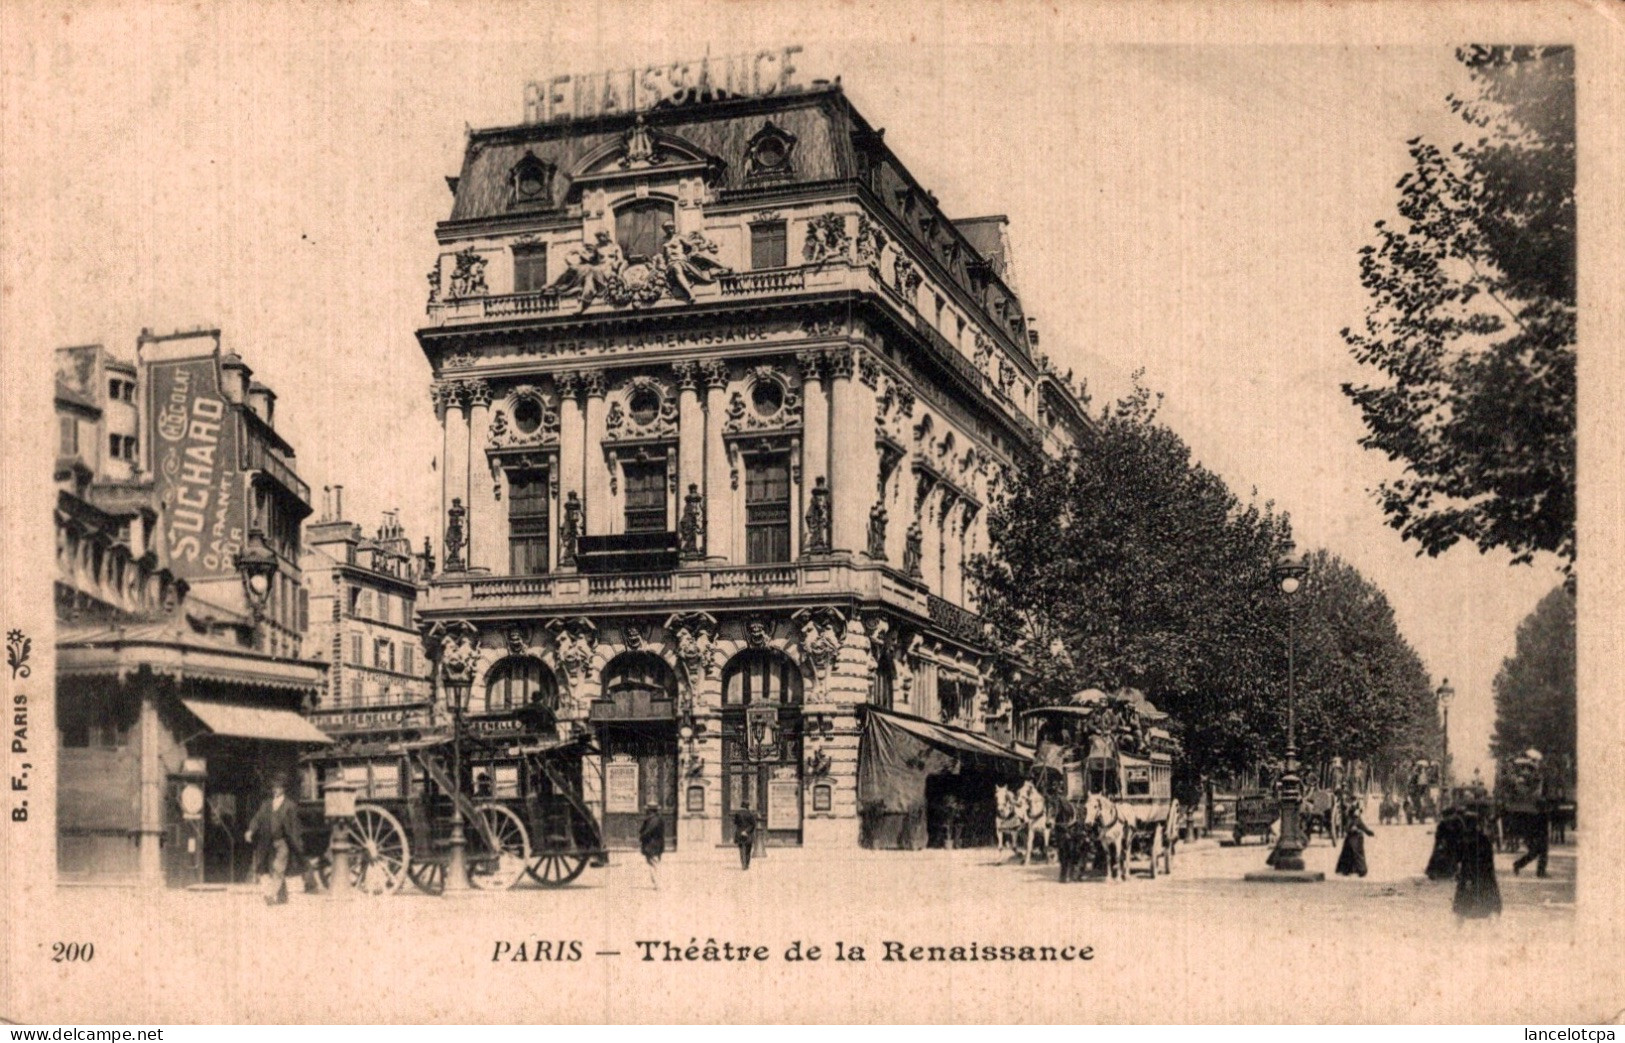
6,629,31,679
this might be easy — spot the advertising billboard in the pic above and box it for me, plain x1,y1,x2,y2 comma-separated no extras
147,350,245,580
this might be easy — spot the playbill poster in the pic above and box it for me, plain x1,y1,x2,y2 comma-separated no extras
1,0,1623,1026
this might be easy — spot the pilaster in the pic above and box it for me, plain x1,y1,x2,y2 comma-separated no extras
556,372,585,562
701,359,733,562
582,370,611,535
464,380,498,572
827,348,877,554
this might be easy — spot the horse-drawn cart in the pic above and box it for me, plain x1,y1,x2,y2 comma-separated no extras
1023,691,1182,882
1232,791,1277,846
296,731,607,895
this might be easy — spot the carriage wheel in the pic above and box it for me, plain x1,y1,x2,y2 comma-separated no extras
527,852,590,888
347,805,409,896
468,804,530,891
407,862,446,896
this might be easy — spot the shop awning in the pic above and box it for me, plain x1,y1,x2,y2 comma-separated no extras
182,699,333,745
866,707,1030,767
58,619,326,694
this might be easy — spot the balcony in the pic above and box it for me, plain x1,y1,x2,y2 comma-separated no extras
718,268,807,296
928,594,988,647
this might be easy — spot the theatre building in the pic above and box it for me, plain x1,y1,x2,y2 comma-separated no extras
53,333,329,887
414,73,1089,852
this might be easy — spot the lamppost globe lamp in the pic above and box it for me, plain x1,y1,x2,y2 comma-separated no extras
1251,538,1320,881
234,528,277,639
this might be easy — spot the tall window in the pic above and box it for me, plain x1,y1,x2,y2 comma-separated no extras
402,645,415,677
623,461,668,533
751,221,787,269
508,469,550,574
744,454,791,564
615,199,674,264
483,656,555,714
350,634,364,665
513,244,548,293
58,417,77,457
723,649,803,706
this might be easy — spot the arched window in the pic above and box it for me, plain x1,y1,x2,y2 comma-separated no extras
722,649,803,707
601,651,678,700
615,199,675,264
482,656,557,714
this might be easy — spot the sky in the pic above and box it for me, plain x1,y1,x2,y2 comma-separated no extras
3,1,1573,781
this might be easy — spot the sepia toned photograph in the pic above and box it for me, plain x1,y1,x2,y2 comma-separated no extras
1,0,1620,1026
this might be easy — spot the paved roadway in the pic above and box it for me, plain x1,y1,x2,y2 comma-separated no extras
13,823,1597,1024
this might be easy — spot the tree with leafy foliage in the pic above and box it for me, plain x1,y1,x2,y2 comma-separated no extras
1342,45,1575,574
970,382,1436,789
1489,584,1575,784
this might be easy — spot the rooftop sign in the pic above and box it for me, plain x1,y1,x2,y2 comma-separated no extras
524,46,805,124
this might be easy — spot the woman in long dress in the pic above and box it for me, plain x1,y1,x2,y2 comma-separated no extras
1335,805,1375,877
1453,811,1503,919
1427,805,1465,880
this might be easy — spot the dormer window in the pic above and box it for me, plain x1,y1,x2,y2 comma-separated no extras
745,121,797,180
508,151,555,208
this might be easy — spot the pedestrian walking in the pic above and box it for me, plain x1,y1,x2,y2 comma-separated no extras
732,806,759,870
1426,804,1464,881
1335,804,1374,877
639,802,665,890
1452,811,1502,921
245,777,304,906
1513,802,1550,878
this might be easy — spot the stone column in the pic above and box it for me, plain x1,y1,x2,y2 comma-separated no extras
581,370,611,535
701,360,732,562
797,352,828,555
556,373,584,566
464,380,499,573
673,361,705,553
828,348,878,555
443,382,470,568
138,683,162,887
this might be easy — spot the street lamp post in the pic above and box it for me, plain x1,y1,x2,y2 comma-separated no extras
233,528,277,648
1437,679,1455,808
443,668,473,895
1247,540,1323,882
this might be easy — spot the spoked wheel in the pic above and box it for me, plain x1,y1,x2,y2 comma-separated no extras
407,862,446,896
527,852,590,888
347,805,410,896
468,804,530,891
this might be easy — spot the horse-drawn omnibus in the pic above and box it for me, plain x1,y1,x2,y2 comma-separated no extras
295,728,607,895
1022,690,1182,882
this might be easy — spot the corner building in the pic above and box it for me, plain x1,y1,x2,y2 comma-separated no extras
416,81,1089,852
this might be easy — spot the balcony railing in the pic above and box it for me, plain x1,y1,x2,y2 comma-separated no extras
709,565,801,591
587,572,673,596
718,268,807,296
469,575,555,601
928,593,987,646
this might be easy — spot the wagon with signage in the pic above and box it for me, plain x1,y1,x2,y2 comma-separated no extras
297,723,607,895
1024,690,1182,881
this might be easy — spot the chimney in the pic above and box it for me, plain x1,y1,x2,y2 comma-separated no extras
219,353,251,405
1026,316,1040,351
247,381,276,427
334,484,344,522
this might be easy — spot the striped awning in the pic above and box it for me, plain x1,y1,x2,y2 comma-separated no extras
182,699,333,745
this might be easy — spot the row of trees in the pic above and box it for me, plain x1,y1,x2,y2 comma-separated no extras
1490,584,1575,785
968,382,1440,793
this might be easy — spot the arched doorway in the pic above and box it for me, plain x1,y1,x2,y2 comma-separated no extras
598,651,680,849
721,649,804,846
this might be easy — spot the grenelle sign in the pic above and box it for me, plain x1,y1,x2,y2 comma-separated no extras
524,46,805,124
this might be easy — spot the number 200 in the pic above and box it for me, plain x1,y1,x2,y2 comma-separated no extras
52,942,94,962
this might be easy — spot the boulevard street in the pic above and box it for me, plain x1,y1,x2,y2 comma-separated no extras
17,822,1586,1024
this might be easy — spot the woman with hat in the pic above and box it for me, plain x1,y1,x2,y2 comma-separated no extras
1335,802,1375,877
639,802,665,890
1453,809,1503,921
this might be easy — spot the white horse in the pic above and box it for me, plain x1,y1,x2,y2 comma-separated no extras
994,784,1024,858
1017,780,1052,864
1083,792,1128,882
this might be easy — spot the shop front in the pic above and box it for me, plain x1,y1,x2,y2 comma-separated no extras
857,706,1030,850
56,620,328,888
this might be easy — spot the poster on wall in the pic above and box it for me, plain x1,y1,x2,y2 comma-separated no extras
145,347,245,580
604,758,640,814
767,776,799,831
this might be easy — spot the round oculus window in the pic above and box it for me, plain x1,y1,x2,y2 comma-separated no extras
751,380,784,417
629,388,662,425
518,173,544,197
755,139,787,170
513,397,543,434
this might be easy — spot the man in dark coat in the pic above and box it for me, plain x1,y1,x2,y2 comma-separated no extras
1335,805,1375,877
1513,802,1551,877
1453,811,1503,920
245,777,304,905
732,806,760,870
639,803,665,890
1426,805,1465,881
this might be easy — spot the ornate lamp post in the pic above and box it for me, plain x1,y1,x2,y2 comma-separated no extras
1437,678,1455,808
1248,540,1321,881
433,622,480,895
234,528,277,645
